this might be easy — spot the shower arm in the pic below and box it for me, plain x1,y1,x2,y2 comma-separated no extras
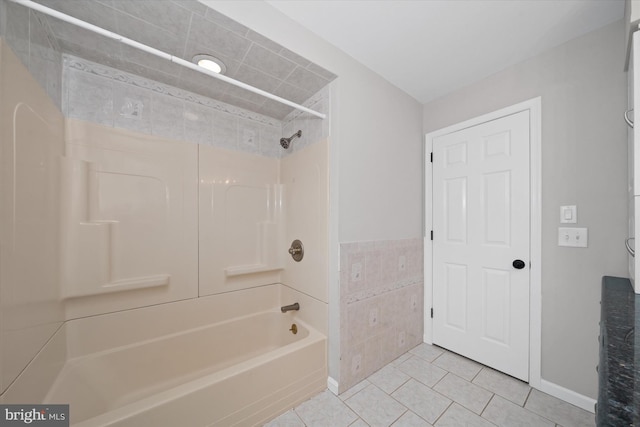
8,0,327,120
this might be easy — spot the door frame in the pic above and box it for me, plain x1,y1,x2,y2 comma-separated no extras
423,97,542,389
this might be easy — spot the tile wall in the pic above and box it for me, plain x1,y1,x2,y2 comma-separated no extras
339,238,424,392
1,0,332,153
1,0,63,108
281,88,330,156
62,55,330,159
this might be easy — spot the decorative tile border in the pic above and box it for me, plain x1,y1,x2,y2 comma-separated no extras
344,277,423,305
64,55,281,128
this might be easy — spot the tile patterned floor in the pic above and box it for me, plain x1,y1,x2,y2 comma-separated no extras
264,343,596,427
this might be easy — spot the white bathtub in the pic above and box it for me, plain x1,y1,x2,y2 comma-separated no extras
3,285,327,427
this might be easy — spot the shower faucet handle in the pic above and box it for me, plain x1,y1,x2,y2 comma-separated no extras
288,240,304,262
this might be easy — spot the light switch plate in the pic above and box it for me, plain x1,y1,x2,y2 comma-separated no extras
558,227,588,247
560,205,577,223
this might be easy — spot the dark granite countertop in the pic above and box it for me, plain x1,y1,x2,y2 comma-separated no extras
598,276,639,426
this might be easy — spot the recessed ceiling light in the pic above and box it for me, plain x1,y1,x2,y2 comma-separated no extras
192,54,226,74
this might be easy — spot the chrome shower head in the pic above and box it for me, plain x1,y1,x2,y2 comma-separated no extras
280,130,302,149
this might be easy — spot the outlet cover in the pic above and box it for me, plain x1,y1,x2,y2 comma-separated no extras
558,227,588,247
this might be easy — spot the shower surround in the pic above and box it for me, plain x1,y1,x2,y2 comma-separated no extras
0,37,330,423
0,0,331,421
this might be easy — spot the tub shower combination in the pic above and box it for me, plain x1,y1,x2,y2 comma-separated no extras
37,286,326,427
1,114,329,426
0,19,330,423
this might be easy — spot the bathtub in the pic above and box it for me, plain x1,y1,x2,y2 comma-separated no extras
2,285,327,426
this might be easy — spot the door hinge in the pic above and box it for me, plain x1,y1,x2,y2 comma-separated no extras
430,152,433,163
430,308,434,318
430,230,433,241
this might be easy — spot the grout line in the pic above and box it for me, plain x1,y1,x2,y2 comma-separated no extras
431,371,449,389
479,390,495,415
522,387,533,407
480,393,496,417
180,13,193,67
431,401,454,426
388,408,408,426
470,366,484,382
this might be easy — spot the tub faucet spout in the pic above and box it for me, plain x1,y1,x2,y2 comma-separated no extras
281,303,300,313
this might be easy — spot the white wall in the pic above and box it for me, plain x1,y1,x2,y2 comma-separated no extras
423,20,627,399
204,1,425,384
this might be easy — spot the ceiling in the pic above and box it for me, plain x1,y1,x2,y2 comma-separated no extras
28,0,337,120
266,0,625,104
19,1,626,117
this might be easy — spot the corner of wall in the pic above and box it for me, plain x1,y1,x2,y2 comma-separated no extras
0,39,65,396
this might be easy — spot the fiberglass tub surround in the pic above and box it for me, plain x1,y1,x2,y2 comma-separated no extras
44,285,326,427
0,1,331,423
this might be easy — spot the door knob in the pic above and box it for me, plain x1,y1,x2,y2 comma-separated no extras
512,259,526,269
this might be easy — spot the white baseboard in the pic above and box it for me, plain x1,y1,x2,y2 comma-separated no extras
327,376,339,395
537,379,596,413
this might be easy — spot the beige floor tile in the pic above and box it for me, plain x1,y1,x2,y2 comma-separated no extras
263,409,305,427
408,343,444,362
432,351,482,381
340,379,371,401
294,390,359,427
390,352,412,367
434,403,495,427
397,355,447,387
472,367,531,406
350,419,371,427
345,384,408,427
433,373,493,414
392,410,433,426
524,389,595,427
391,379,452,424
367,364,411,394
482,395,555,427
265,345,597,427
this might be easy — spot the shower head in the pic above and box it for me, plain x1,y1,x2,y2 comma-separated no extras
280,130,302,149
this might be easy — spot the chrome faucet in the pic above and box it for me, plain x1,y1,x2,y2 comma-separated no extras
281,302,300,313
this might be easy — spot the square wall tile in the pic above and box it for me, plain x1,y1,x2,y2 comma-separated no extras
66,68,114,126
151,93,184,141
238,118,261,154
184,102,213,145
188,14,251,61
258,124,282,158
243,44,297,79
212,110,238,151
113,81,152,134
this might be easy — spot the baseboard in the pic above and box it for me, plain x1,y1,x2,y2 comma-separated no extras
538,379,596,413
327,376,339,395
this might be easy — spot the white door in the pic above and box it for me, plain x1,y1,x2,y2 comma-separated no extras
432,110,530,381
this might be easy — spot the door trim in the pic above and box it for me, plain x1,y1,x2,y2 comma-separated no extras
423,97,542,389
